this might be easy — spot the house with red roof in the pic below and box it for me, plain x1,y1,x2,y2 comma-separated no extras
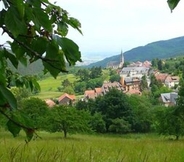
154,72,168,83
164,75,179,88
84,81,124,100
45,99,56,108
84,90,97,99
58,93,76,105
154,72,179,88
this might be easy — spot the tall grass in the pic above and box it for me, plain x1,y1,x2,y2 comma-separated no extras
1,131,184,162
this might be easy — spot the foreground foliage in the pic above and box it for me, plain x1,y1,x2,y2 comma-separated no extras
0,0,82,141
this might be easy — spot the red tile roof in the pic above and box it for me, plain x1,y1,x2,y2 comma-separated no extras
125,89,141,95
95,88,102,94
155,73,168,82
58,93,76,102
45,99,56,108
84,90,96,99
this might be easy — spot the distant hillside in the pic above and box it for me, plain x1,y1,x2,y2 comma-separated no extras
11,36,184,74
87,36,184,68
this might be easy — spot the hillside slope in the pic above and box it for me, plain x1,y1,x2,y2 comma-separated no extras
87,36,184,68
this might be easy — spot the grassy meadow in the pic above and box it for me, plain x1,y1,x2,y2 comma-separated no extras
1,131,184,162
34,69,110,100
35,74,78,100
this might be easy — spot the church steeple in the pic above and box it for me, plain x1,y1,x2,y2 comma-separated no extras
120,50,124,64
119,50,124,68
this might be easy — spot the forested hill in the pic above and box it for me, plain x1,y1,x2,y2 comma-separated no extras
11,36,184,74
87,36,184,68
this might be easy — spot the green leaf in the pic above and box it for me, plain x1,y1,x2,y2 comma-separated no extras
0,73,6,86
0,9,6,26
58,50,67,71
0,85,17,109
54,36,82,65
26,0,41,8
167,0,180,12
5,7,27,37
31,37,47,56
57,22,68,37
24,128,34,142
11,41,27,66
6,110,35,141
0,91,7,107
68,17,83,35
7,120,21,137
42,41,61,78
14,0,25,19
32,79,41,92
32,8,52,32
4,49,18,68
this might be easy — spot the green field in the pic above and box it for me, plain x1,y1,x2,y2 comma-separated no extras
35,74,78,99
34,69,111,100
1,131,184,162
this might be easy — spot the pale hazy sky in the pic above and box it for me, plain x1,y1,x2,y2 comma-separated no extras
55,0,184,56
1,1,184,60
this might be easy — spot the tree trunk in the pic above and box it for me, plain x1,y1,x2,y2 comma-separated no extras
175,135,179,140
63,129,67,138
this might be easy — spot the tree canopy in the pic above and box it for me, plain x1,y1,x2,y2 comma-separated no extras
0,0,82,141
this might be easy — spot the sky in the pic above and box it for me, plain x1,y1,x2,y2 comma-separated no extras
1,1,184,61
54,0,184,60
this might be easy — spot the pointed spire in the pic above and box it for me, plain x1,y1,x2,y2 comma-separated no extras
119,49,124,68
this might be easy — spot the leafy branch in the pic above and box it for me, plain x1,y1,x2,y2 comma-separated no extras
1,26,66,72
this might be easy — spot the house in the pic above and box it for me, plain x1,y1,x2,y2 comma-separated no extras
143,60,152,68
154,72,168,83
58,93,76,105
95,88,102,95
160,92,178,107
120,76,141,95
45,99,56,108
154,72,180,88
84,90,98,100
125,89,141,95
123,77,140,91
84,81,124,100
101,81,124,95
120,66,150,79
164,75,179,88
128,61,152,68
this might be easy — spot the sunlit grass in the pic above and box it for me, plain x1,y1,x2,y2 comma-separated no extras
1,131,184,162
33,92,62,100
38,74,77,91
35,74,78,99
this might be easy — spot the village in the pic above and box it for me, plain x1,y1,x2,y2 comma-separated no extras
45,51,180,108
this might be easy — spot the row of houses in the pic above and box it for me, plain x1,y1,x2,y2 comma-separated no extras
84,81,124,100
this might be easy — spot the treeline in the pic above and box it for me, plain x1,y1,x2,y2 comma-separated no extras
0,89,156,138
1,70,184,139
151,56,184,75
57,67,120,95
